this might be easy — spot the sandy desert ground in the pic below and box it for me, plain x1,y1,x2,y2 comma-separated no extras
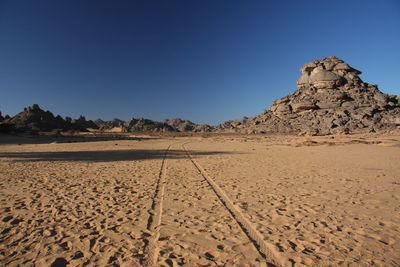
0,133,399,266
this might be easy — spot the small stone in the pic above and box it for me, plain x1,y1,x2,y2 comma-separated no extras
43,230,52,236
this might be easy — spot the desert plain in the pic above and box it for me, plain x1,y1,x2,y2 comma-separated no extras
0,133,399,266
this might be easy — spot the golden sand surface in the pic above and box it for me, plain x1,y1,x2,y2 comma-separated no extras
0,133,399,266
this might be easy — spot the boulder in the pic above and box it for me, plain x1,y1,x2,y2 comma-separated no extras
272,103,292,114
298,68,345,90
291,101,317,112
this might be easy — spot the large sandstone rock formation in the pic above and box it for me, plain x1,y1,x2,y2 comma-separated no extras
216,57,400,134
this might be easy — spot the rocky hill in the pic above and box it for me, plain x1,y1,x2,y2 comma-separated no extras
215,56,400,135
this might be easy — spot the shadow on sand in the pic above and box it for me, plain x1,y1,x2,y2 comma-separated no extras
0,134,159,145
0,149,234,162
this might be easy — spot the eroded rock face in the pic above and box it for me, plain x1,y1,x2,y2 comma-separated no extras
215,57,400,135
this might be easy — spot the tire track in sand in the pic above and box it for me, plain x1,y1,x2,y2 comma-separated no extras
182,143,288,267
142,144,172,266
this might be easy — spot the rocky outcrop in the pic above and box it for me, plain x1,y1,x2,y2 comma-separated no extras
122,118,176,133
216,57,400,135
164,118,212,132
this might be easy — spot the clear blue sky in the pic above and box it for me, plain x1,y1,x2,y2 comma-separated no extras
1,0,399,125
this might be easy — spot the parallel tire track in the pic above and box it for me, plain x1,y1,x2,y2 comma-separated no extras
142,144,172,266
182,143,288,267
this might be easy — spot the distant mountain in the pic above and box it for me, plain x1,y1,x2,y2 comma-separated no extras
0,106,211,134
164,118,212,132
95,117,212,133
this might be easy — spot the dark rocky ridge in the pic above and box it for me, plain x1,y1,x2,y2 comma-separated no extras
95,117,210,133
0,105,208,134
215,56,400,135
0,104,98,133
